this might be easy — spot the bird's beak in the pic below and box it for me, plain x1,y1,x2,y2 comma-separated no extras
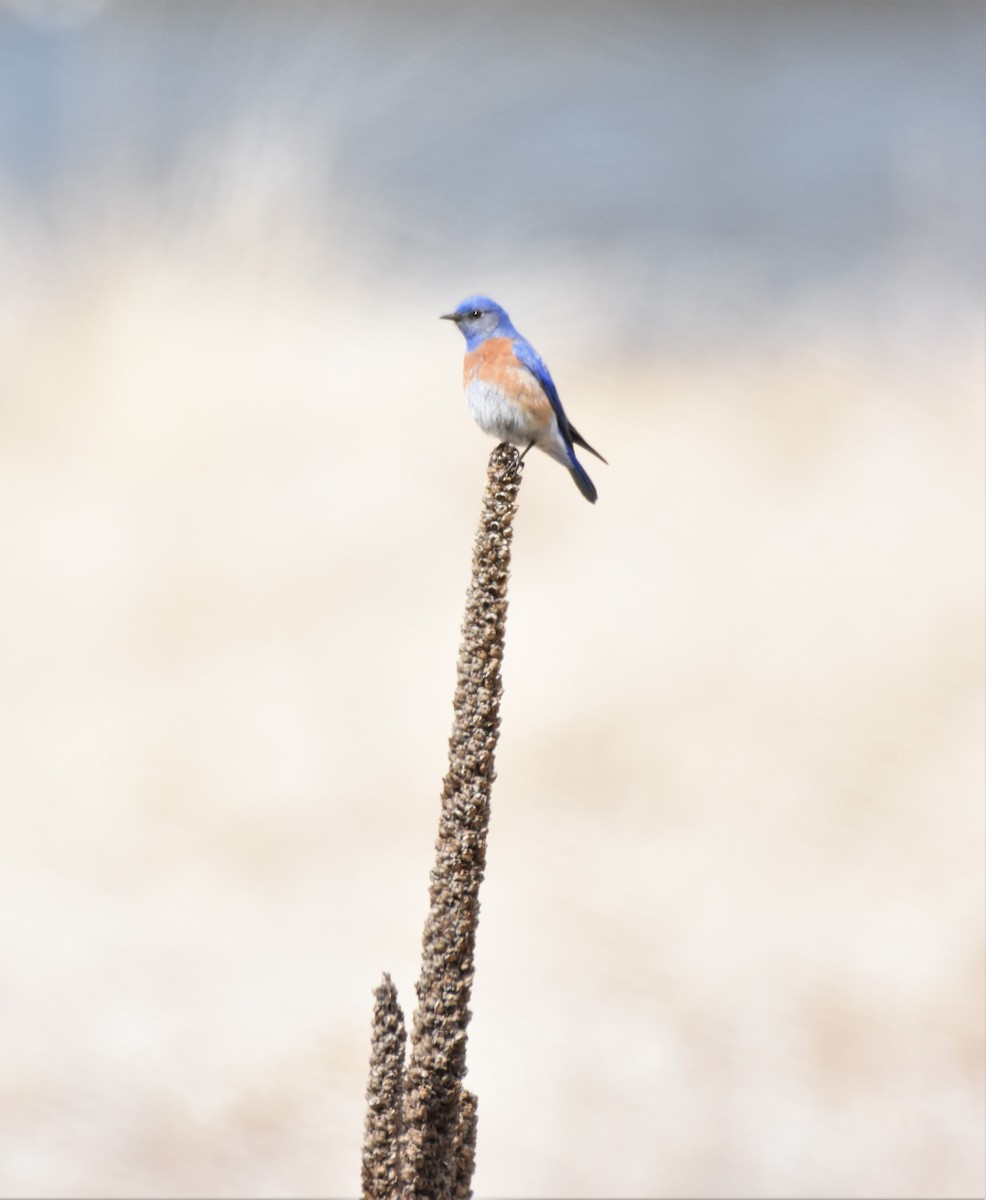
439,312,458,322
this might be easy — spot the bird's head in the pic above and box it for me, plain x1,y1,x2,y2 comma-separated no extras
440,296,515,347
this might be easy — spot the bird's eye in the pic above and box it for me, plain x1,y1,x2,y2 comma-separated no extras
469,309,482,319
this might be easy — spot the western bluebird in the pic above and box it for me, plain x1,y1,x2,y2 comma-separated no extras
441,295,606,503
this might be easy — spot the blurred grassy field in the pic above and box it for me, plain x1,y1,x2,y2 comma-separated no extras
0,230,981,1196
0,3,983,1196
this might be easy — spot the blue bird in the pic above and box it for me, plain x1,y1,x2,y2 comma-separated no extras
441,295,606,503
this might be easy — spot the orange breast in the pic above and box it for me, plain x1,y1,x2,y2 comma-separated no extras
464,337,520,389
463,338,552,421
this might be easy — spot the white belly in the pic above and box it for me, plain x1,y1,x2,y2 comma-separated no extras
465,378,545,446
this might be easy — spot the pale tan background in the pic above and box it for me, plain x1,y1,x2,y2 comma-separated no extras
0,2,983,1196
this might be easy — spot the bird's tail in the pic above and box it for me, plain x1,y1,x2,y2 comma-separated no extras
569,456,598,504
568,423,608,464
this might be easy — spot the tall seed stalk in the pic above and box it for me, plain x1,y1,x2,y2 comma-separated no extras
361,443,523,1199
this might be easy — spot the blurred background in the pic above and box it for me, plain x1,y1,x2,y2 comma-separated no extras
0,1,983,1195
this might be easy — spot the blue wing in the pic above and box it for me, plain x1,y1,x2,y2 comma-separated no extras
511,337,574,446
513,335,608,468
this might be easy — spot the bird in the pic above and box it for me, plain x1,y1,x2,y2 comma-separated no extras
441,295,606,503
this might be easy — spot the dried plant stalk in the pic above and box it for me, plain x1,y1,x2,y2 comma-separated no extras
399,443,522,1197
362,973,406,1200
360,443,522,1200
448,1089,478,1200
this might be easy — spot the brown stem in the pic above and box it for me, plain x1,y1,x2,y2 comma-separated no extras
399,443,523,1198
361,973,407,1200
